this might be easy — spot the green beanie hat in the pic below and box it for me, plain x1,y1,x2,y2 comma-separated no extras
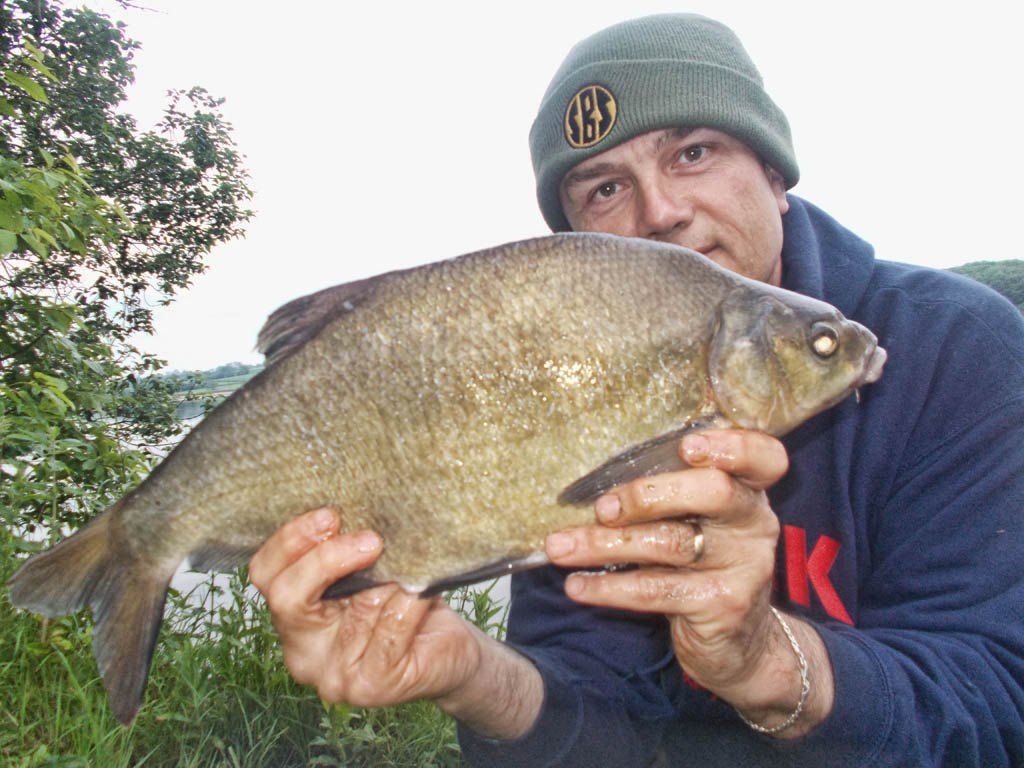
529,13,799,232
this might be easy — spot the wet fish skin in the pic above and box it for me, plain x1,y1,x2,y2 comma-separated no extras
5,232,886,724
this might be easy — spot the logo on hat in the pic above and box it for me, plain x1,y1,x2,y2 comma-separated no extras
564,84,617,149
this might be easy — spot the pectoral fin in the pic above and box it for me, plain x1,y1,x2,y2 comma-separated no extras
420,552,549,597
558,424,715,506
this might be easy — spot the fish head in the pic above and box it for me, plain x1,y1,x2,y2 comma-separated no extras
708,284,887,436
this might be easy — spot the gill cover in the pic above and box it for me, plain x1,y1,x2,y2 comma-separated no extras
709,289,781,431
708,286,854,435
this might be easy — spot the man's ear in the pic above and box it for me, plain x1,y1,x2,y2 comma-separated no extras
764,164,789,215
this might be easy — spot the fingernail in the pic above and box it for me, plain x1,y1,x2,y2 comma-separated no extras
595,495,621,523
682,434,710,463
356,531,381,553
311,507,335,534
547,532,575,558
565,574,586,597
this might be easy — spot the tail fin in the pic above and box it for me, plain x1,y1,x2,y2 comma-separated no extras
6,508,173,724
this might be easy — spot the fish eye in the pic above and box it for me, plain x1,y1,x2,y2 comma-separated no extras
810,322,840,358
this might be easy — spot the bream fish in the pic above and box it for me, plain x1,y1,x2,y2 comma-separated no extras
7,232,886,724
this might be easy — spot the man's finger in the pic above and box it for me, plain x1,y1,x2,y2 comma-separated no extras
249,507,341,591
679,429,789,490
547,519,711,569
596,466,761,527
259,529,382,613
562,567,731,617
363,588,436,675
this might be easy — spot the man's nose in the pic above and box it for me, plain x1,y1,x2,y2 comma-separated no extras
637,180,693,240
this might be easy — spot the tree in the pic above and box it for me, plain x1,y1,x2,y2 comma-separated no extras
950,260,1024,314
1,0,253,533
2,0,253,341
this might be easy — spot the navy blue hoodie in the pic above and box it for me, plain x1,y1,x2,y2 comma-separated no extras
459,196,1024,766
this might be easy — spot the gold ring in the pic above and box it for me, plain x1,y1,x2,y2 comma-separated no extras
688,520,705,563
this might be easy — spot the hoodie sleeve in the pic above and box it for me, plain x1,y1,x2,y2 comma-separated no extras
778,269,1024,765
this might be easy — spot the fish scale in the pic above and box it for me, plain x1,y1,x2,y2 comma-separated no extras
6,232,885,725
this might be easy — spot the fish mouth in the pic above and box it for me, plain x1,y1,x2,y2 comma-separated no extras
848,343,887,405
826,342,886,410
859,343,887,386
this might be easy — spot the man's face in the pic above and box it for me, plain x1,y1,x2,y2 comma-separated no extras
558,127,790,286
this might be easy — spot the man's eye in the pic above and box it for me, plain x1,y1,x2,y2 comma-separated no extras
593,182,619,199
679,145,706,163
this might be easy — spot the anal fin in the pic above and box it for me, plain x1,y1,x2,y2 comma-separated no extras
321,568,386,600
189,543,258,573
320,552,550,601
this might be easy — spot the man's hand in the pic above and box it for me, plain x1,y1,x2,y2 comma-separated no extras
249,508,543,739
545,429,835,737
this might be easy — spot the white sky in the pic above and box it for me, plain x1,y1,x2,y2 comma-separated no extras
84,0,1023,371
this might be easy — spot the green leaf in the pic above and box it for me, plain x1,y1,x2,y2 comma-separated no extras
23,40,46,61
0,229,16,254
39,389,72,413
20,231,48,257
61,153,83,175
41,169,64,188
0,202,21,232
33,372,67,390
24,56,58,83
30,227,60,249
2,69,49,104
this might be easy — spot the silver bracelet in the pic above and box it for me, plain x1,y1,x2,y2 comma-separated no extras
734,607,811,736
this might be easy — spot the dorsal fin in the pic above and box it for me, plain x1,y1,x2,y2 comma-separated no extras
256,274,384,366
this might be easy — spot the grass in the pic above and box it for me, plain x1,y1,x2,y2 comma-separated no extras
0,527,508,767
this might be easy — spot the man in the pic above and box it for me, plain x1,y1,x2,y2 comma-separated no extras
249,14,1024,765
